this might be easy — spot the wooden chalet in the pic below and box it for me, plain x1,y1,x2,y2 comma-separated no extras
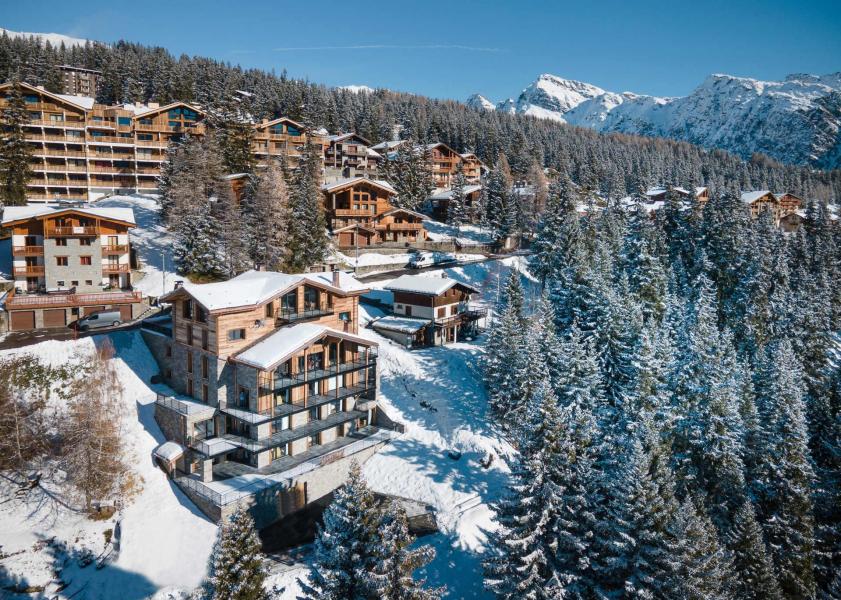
252,117,324,169
324,133,381,180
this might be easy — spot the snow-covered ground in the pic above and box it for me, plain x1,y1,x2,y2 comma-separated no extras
423,221,494,246
0,331,216,599
92,194,177,298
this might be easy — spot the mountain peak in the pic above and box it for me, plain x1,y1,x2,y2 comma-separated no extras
466,93,495,111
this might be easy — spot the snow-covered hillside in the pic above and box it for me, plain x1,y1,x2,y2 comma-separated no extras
0,27,92,47
0,332,217,599
470,71,841,168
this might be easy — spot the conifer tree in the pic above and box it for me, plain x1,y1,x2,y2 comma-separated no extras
174,204,225,277
529,177,582,285
384,141,433,211
726,501,783,600
242,161,291,271
286,141,328,272
304,461,380,600
373,501,443,600
0,77,33,206
446,162,468,228
205,507,266,600
215,183,249,278
483,160,515,244
752,339,817,599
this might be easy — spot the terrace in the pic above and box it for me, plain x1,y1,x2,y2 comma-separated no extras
5,288,142,309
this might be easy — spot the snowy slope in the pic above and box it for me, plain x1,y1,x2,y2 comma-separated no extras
471,71,841,168
340,85,376,94
0,331,216,599
0,27,92,47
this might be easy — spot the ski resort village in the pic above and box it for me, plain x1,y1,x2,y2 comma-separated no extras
1,9,841,600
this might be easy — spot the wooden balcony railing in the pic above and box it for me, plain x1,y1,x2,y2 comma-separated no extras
334,208,375,217
102,244,129,254
376,222,424,231
12,246,44,256
46,226,100,237
102,263,130,273
5,289,142,309
88,135,134,144
12,265,45,276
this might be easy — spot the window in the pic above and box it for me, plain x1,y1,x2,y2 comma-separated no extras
339,311,351,322
55,238,67,247
80,256,92,266
186,378,193,397
165,345,172,358
309,406,319,421
196,306,207,323
201,329,209,351
186,352,193,374
202,384,208,403
71,280,79,287
437,308,445,318
118,117,131,125
85,280,92,286
186,324,193,346
309,433,320,447
56,256,68,266
265,302,274,318
270,445,288,460
228,329,246,341
238,387,250,408
137,133,153,141
57,280,65,287
201,355,208,379
80,238,92,246
183,299,193,319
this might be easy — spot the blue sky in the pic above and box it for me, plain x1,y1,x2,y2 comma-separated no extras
4,0,840,101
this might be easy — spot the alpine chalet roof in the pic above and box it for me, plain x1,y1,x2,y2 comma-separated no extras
232,322,375,371
741,190,774,204
385,274,479,296
321,177,396,195
1,205,136,226
160,269,368,312
372,315,429,334
427,185,482,201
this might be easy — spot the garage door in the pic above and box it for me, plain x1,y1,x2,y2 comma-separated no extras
43,309,66,328
83,305,106,316
10,311,35,331
118,305,132,321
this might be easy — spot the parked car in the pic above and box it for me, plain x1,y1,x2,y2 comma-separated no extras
77,310,122,331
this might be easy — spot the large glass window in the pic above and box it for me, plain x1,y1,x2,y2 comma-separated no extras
118,117,131,125
287,125,300,136
303,287,318,310
281,291,297,313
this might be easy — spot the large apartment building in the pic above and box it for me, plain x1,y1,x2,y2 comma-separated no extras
323,133,382,181
371,140,485,192
2,205,145,330
58,65,102,97
147,269,399,525
251,117,325,170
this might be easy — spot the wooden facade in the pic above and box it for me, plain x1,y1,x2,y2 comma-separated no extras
251,117,325,170
741,190,803,223
324,133,380,180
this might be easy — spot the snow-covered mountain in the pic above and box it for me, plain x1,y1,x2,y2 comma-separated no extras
340,85,377,94
466,93,495,111
470,72,841,168
0,27,91,47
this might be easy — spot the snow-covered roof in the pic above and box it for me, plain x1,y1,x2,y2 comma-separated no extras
385,274,479,296
372,316,429,334
1,205,136,226
161,269,368,312
381,207,428,220
154,441,185,462
427,185,482,201
371,140,405,151
224,173,249,180
55,93,95,110
321,177,396,194
233,323,375,370
741,190,773,204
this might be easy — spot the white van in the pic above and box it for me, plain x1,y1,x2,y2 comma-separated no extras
77,310,122,331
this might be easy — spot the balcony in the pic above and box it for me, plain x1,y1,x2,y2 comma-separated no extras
12,246,44,256
87,135,134,145
222,381,376,425
103,263,130,273
12,265,45,276
5,289,142,309
375,222,424,231
222,409,367,453
276,303,335,323
271,354,377,391
155,393,217,419
102,244,129,255
434,307,488,327
334,208,375,217
45,226,99,236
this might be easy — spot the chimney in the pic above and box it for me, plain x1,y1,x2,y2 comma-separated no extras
174,280,184,289
441,272,448,278
333,269,341,287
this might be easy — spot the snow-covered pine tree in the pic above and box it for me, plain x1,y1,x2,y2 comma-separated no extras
482,160,515,244
242,161,291,271
726,501,783,600
215,180,249,278
0,77,34,206
174,204,225,278
205,506,266,600
752,339,817,600
446,162,468,229
672,496,736,600
372,500,443,600
529,177,583,286
303,461,381,600
286,141,329,272
383,141,433,211
484,377,576,599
